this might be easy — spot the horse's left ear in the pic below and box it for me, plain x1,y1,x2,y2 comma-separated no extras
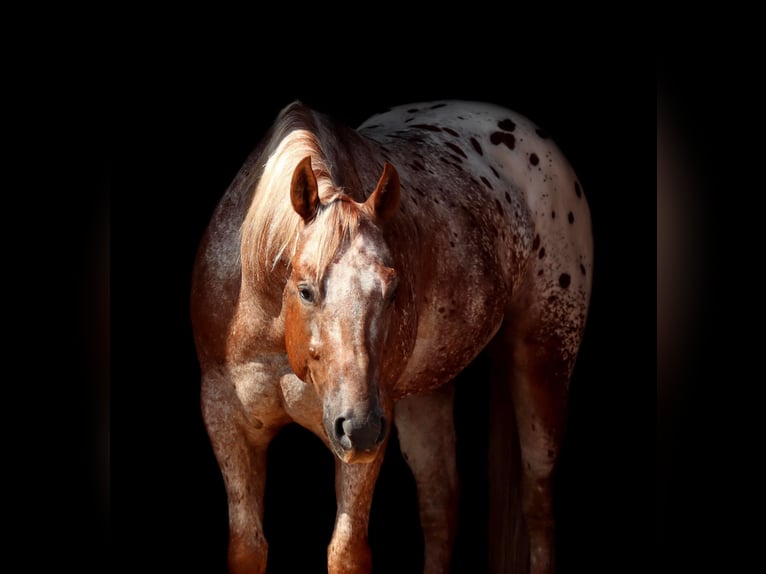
365,162,400,223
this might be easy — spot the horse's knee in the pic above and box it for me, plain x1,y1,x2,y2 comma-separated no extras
327,515,372,574
228,532,268,574
327,534,371,574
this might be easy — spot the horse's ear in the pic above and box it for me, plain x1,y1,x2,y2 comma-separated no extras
365,162,400,223
291,156,320,222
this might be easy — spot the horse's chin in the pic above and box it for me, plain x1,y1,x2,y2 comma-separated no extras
325,433,383,464
333,445,381,464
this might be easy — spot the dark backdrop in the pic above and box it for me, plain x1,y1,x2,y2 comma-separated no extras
112,38,654,573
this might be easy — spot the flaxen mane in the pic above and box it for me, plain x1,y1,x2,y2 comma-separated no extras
240,103,363,283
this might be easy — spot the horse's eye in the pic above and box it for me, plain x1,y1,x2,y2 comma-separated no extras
298,284,316,304
385,279,399,304
388,284,399,303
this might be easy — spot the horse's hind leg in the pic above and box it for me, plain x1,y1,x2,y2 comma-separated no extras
501,319,581,574
201,369,286,574
394,382,458,574
511,343,566,573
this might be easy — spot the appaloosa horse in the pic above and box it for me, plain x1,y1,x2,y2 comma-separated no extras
191,100,592,573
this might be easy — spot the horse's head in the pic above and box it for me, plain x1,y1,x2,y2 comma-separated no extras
284,156,401,463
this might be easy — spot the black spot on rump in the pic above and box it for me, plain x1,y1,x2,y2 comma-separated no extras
430,103,447,109
568,211,575,224
470,137,483,155
490,166,500,178
445,142,467,159
443,127,460,137
559,273,571,288
498,118,516,131
551,211,556,219
490,131,515,150
532,234,540,250
494,198,504,217
580,263,586,275
529,153,539,166
480,176,493,190
538,247,546,259
504,191,511,204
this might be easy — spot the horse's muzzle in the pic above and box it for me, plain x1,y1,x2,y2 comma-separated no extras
325,408,387,463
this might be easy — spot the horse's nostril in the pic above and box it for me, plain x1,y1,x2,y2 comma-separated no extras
334,417,346,438
334,417,352,450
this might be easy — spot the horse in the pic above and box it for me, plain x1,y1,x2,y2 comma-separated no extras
190,99,593,574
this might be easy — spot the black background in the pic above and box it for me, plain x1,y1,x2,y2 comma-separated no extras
107,31,654,573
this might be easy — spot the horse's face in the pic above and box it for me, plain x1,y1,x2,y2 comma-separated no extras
284,157,400,463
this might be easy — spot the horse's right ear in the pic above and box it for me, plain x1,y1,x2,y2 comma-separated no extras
291,156,320,222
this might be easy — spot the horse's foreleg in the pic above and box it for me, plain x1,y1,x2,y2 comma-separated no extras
201,371,284,574
222,442,270,574
328,453,385,574
394,382,458,574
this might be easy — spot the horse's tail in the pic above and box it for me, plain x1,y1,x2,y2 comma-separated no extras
487,338,528,573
